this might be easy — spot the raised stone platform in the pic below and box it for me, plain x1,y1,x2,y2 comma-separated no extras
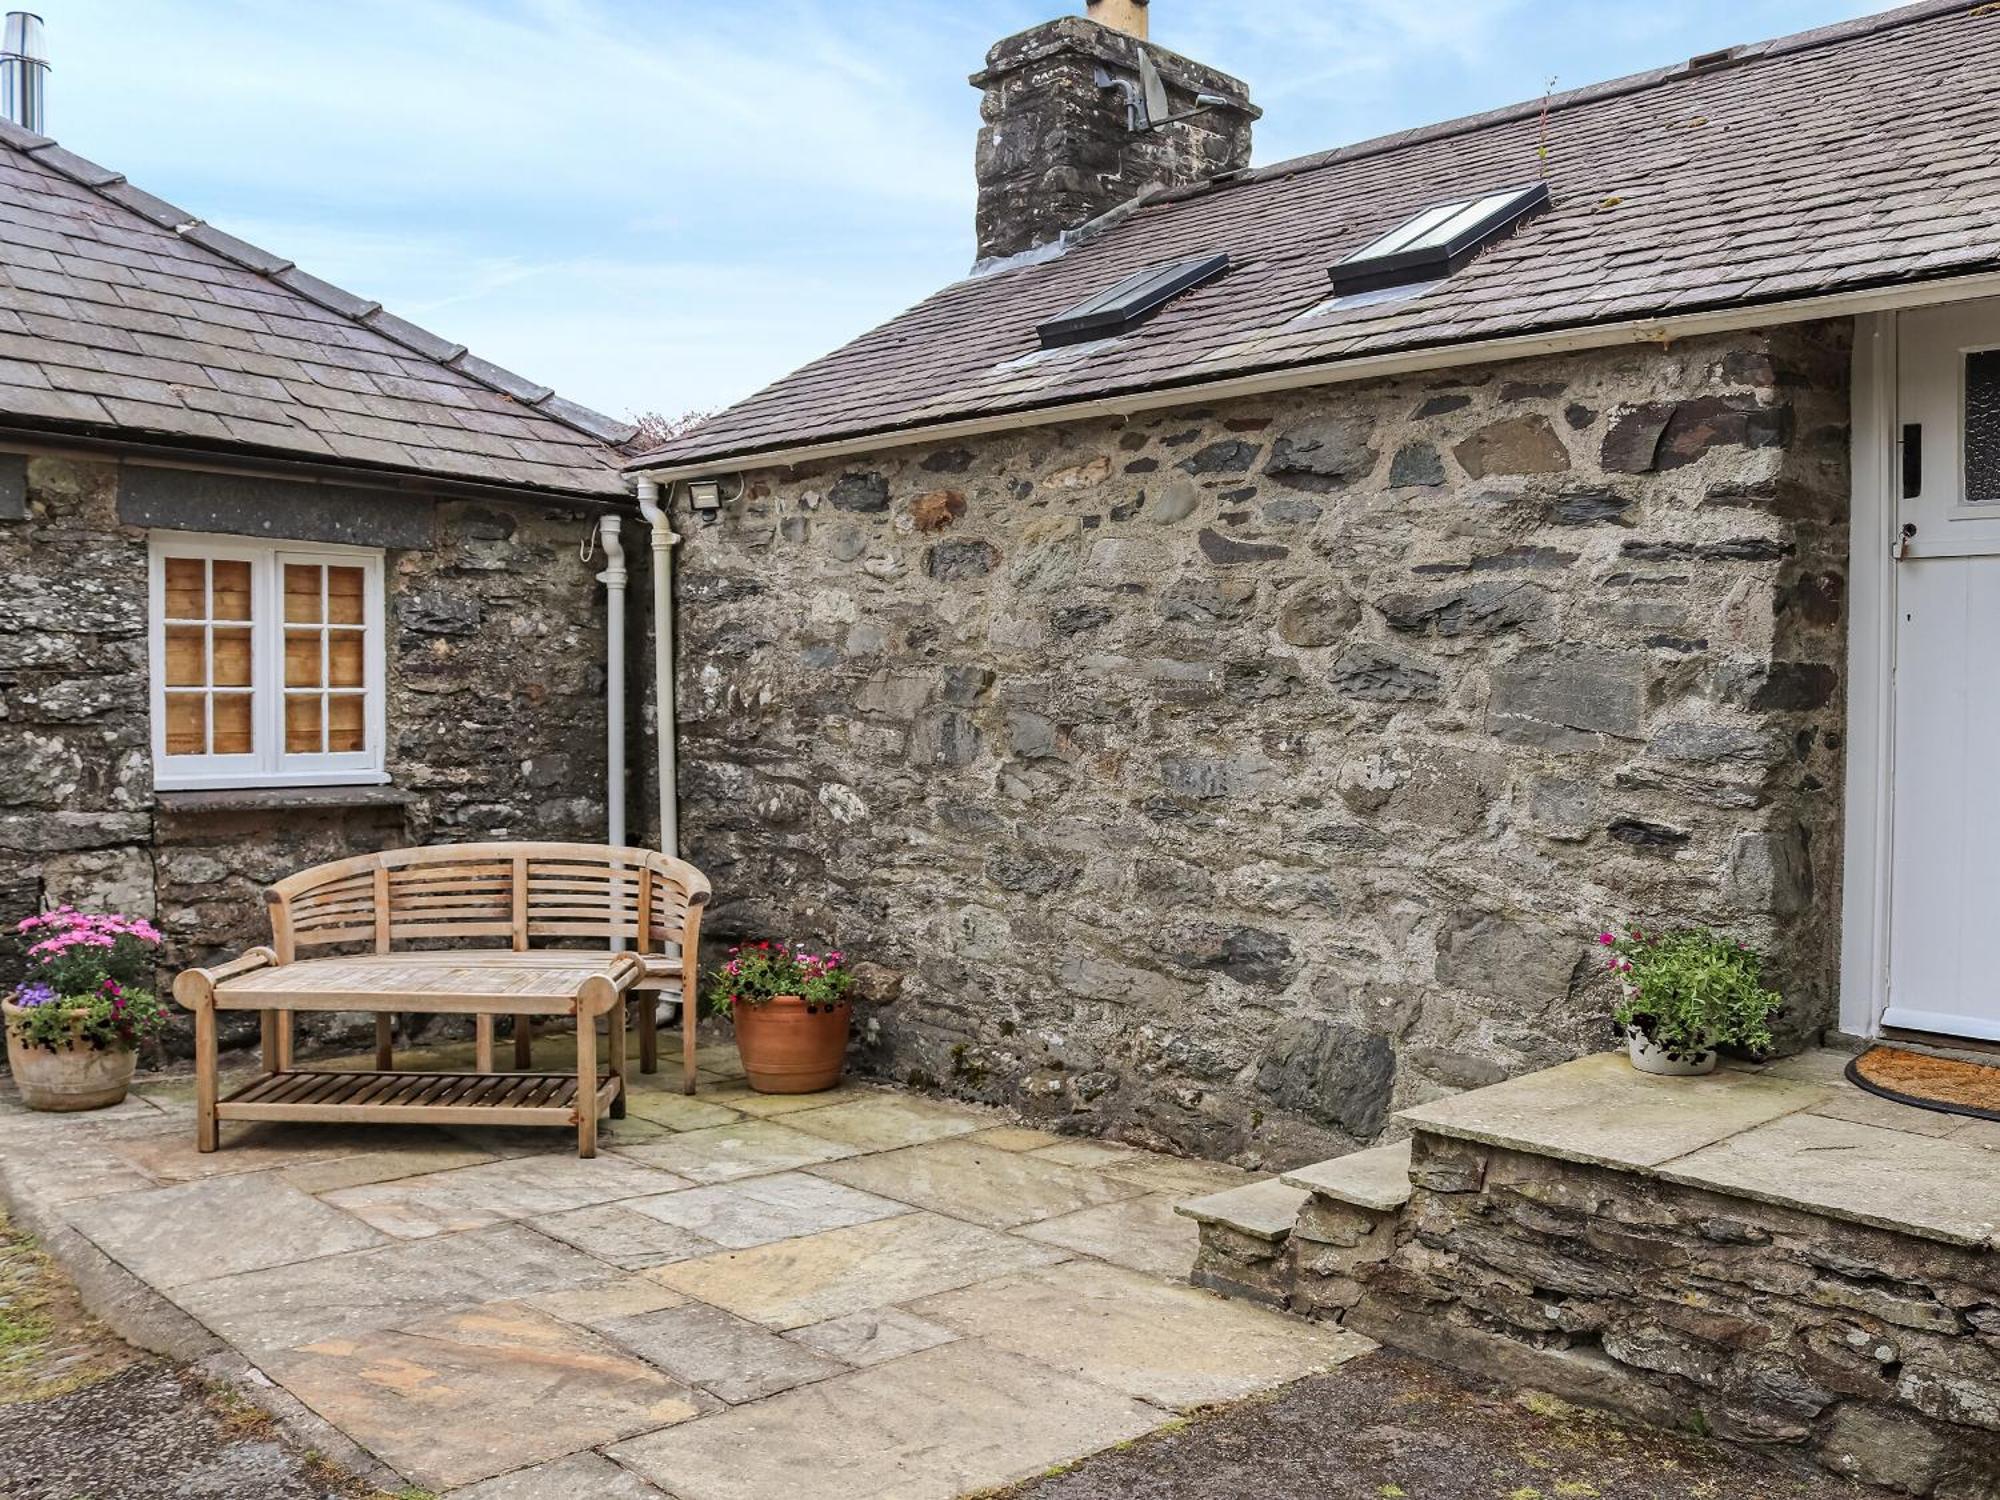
1180,1049,2000,1494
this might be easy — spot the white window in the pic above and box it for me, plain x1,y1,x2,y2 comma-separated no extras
147,534,388,791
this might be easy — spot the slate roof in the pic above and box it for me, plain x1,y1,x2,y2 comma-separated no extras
638,0,2000,472
0,118,634,499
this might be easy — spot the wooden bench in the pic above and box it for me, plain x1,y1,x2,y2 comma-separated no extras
172,842,709,1157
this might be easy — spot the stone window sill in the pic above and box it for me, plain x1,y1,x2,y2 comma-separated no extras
153,785,415,816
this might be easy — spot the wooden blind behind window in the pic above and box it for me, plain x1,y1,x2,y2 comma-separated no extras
162,556,255,756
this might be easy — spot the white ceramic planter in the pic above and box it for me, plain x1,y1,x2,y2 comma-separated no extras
3,998,137,1111
1625,1024,1717,1077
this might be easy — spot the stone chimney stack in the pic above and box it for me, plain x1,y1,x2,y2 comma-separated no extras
970,6,1257,266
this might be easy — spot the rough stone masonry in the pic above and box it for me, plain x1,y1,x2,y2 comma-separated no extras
0,452,613,1056
675,321,1853,1168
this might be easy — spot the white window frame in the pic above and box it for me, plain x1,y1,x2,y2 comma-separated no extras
147,533,389,791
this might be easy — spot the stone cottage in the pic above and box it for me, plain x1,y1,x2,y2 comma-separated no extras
630,0,2000,1166
0,86,646,1045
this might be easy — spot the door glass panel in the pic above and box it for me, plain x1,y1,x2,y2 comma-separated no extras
1970,349,2000,504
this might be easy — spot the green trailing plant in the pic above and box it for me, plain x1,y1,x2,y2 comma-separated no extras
706,942,852,1017
7,908,170,1053
1599,926,1783,1061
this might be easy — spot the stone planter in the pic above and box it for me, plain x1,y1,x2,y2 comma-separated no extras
1624,1024,1717,1077
731,995,851,1094
3,998,137,1111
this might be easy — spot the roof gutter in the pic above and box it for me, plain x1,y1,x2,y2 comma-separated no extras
0,420,636,512
627,267,2000,482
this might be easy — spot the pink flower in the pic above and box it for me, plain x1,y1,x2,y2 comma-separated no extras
1597,932,1616,946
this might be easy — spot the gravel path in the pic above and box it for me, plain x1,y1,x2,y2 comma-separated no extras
0,1215,386,1500
997,1351,1863,1500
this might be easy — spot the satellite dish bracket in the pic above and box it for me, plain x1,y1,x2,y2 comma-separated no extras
1098,49,1231,133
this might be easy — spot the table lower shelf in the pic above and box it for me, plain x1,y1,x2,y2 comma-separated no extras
216,1068,621,1127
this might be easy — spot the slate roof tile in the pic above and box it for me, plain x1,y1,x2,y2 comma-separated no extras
0,129,630,496
638,0,2000,471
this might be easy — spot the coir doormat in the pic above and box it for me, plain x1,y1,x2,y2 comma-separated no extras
1846,1044,2000,1123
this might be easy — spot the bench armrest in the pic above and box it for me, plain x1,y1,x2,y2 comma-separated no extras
577,952,647,1017
172,946,278,1012
638,955,683,981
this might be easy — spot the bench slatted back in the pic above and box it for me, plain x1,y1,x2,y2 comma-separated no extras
271,843,709,958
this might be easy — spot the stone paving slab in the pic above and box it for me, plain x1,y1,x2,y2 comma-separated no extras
524,1275,688,1328
107,1122,436,1183
1396,1050,1833,1170
1014,1192,1200,1279
166,1221,613,1354
1090,1152,1260,1198
261,1299,711,1492
910,1260,1373,1410
279,1142,499,1195
622,1090,746,1131
444,1449,672,1499
1029,1139,1147,1170
784,1306,960,1367
64,1174,387,1288
1176,1177,1310,1241
611,1119,864,1184
698,1081,870,1118
625,1171,909,1248
813,1137,1147,1228
1659,1110,2000,1248
321,1153,693,1238
600,1301,847,1404
528,1203,722,1268
1279,1139,1414,1211
650,1210,1069,1330
607,1338,1162,1500
3,1065,1367,1499
781,1093,993,1153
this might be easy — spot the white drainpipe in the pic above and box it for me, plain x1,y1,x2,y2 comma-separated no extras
633,478,681,857
595,513,627,850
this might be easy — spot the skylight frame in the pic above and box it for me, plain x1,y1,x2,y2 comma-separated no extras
1036,251,1231,349
1328,182,1551,298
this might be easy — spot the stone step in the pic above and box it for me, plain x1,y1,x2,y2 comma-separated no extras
1175,1176,1310,1243
1278,1139,1414,1213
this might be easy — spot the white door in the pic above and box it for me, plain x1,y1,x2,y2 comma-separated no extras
1885,298,2000,1041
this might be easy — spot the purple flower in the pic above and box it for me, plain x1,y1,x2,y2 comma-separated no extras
15,982,55,1008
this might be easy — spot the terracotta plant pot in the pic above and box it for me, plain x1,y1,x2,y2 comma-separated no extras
731,994,851,1094
3,998,137,1111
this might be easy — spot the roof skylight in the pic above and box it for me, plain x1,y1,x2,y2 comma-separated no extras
1328,182,1549,298
1037,252,1230,349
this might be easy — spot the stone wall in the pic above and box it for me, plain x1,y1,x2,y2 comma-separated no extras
1346,1135,2000,1495
676,321,1853,1166
0,451,615,1056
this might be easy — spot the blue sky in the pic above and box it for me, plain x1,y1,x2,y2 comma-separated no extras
37,0,1878,424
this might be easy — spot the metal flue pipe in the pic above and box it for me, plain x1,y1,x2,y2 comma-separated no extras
1,12,47,134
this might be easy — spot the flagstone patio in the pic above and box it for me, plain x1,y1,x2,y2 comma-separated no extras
0,1036,1370,1498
